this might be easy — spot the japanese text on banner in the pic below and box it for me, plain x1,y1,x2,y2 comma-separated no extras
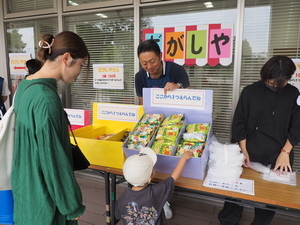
143,23,233,66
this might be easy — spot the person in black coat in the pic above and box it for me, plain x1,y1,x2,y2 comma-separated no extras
218,55,300,225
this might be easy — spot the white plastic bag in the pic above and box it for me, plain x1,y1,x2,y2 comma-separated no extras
247,162,271,174
0,105,16,191
261,170,297,186
206,135,245,183
248,162,297,186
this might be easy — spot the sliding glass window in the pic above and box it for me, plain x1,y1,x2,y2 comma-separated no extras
64,9,135,110
5,18,59,93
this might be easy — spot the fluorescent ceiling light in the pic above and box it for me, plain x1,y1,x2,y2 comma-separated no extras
204,2,214,8
69,1,78,6
96,13,108,18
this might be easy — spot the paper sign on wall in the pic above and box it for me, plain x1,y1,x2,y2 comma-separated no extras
9,53,31,75
93,64,124,89
291,59,300,90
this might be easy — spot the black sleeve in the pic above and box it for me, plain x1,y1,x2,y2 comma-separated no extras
177,66,190,88
135,70,145,97
288,91,300,146
114,217,120,224
170,64,190,88
231,90,248,143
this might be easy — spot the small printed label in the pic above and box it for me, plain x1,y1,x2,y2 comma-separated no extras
98,104,139,122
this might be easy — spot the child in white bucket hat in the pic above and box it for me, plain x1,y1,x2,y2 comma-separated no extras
115,147,192,225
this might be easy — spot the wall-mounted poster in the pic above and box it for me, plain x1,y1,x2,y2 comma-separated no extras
291,59,300,90
93,64,124,89
9,53,31,75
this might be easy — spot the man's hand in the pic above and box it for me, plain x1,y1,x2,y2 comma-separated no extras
164,82,181,94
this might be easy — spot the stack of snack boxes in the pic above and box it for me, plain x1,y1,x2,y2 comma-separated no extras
123,88,213,180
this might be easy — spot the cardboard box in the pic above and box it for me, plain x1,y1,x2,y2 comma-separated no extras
123,88,213,180
71,103,144,169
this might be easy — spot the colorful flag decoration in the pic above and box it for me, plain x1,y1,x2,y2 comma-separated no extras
142,23,233,66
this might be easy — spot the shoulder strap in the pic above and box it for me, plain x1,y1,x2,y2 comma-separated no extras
25,82,77,144
24,82,56,95
23,81,62,104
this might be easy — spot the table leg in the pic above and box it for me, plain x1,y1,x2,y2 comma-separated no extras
111,173,117,225
105,171,111,225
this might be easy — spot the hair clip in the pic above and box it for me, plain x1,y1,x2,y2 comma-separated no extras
38,39,55,54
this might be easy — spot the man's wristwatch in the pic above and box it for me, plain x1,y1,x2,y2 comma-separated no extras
176,83,183,88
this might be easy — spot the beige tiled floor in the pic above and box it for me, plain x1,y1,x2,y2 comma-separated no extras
76,170,300,225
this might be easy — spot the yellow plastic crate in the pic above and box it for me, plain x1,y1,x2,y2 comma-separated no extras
70,103,144,169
